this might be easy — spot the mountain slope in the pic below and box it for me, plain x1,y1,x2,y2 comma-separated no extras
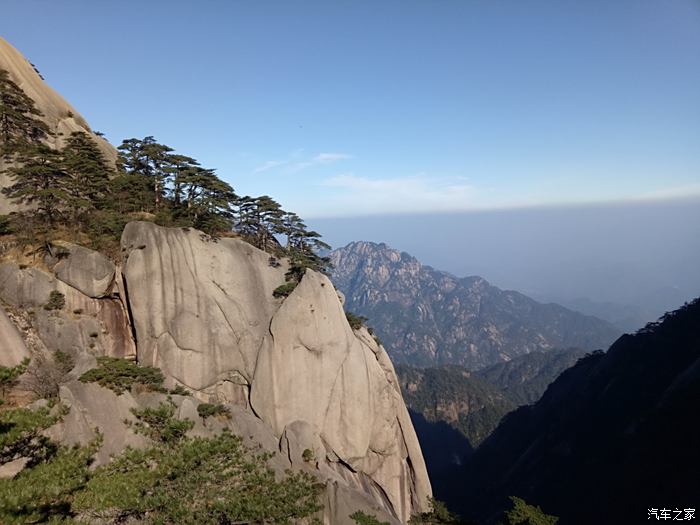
475,347,588,405
397,365,515,448
330,241,620,369
453,299,700,525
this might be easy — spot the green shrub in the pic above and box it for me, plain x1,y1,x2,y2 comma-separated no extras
169,384,191,396
345,311,368,330
79,357,165,395
0,440,96,524
0,357,29,399
0,406,61,465
302,448,315,462
197,402,231,419
503,496,558,525
43,290,65,311
0,404,324,524
351,511,390,525
74,429,323,524
409,498,462,524
130,400,194,444
273,281,298,298
0,215,12,235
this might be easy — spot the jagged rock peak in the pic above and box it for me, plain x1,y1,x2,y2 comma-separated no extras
330,240,620,369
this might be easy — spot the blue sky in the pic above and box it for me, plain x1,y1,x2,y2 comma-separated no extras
2,0,699,217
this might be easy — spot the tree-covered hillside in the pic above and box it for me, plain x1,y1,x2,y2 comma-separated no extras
452,299,700,525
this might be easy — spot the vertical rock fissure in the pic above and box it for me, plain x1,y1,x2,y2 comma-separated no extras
119,267,139,360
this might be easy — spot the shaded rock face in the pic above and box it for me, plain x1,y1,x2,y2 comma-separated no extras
121,222,432,522
0,260,135,360
330,241,620,369
0,37,117,214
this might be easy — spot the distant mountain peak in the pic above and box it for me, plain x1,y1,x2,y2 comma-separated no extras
330,241,620,369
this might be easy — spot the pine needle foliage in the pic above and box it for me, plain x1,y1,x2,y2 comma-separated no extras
79,357,165,395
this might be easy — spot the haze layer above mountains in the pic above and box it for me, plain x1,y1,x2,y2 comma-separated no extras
315,200,700,331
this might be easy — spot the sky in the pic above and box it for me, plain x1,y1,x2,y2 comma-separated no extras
1,0,699,218
2,1,699,318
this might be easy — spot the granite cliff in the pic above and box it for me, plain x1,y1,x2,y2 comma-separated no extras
0,224,432,524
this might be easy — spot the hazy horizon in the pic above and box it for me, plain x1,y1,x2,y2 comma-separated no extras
313,197,700,328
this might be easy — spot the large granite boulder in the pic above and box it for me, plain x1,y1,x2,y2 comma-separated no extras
48,241,116,298
121,222,432,522
0,262,135,360
121,222,286,394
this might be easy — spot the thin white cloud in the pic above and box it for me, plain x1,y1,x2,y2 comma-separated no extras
252,152,352,175
290,152,352,173
252,160,288,174
630,183,700,202
314,174,477,216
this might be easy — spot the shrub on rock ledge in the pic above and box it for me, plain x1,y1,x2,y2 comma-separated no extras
79,357,164,395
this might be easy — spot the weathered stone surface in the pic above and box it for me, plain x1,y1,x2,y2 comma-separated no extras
0,457,29,480
49,241,116,298
121,222,286,391
0,305,30,367
0,262,135,359
121,223,432,522
48,381,149,465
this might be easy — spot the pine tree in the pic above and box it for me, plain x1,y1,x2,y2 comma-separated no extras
62,131,113,229
2,144,70,227
117,136,173,210
0,69,50,155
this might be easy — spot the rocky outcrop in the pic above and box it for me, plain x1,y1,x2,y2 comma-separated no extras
121,222,285,397
330,241,620,369
121,222,432,522
48,241,116,298
0,37,117,214
0,258,135,360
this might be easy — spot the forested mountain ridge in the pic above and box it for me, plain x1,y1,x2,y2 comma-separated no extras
397,364,515,449
397,348,589,449
330,241,620,369
452,298,700,525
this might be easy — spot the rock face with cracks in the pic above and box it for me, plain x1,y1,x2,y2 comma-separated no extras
121,221,432,522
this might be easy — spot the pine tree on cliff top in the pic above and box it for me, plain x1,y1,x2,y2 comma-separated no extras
0,69,50,155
